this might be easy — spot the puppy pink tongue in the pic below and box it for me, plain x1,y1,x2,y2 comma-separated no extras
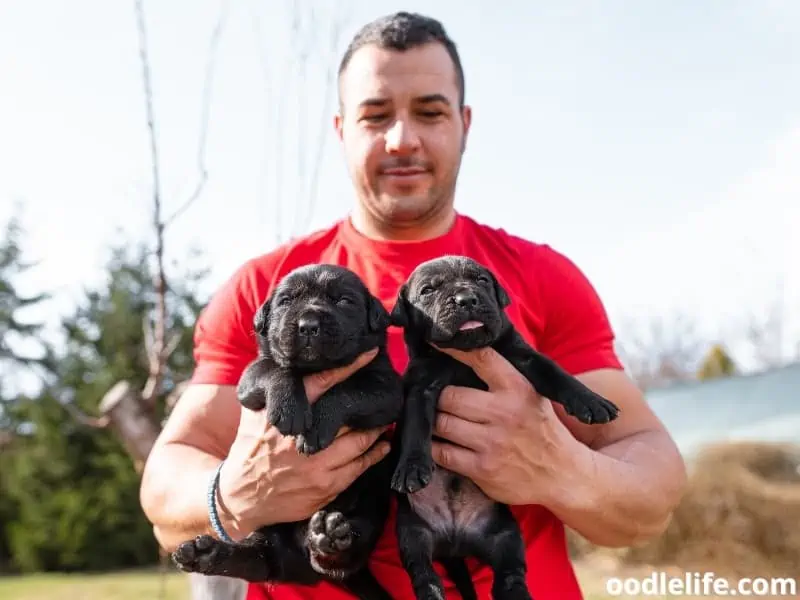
459,320,484,331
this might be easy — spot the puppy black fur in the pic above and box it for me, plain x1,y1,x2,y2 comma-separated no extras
389,256,620,600
172,264,404,600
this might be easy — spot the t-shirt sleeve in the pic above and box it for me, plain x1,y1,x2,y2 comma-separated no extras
535,246,624,375
191,261,261,386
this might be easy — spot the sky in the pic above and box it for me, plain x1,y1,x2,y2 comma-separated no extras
1,0,798,387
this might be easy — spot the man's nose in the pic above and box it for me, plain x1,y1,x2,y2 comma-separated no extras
384,118,421,153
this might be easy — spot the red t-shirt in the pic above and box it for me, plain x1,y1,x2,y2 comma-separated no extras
191,213,623,600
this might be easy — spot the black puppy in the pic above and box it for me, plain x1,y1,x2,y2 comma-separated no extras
172,264,403,600
389,256,620,600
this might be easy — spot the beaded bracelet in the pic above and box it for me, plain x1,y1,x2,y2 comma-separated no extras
207,461,234,543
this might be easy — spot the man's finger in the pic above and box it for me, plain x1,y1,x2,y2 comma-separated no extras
304,347,379,403
330,438,391,490
434,411,488,452
318,426,388,470
433,345,524,392
437,386,493,424
431,440,479,479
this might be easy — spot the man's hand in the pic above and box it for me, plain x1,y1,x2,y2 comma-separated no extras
217,348,391,536
429,346,585,506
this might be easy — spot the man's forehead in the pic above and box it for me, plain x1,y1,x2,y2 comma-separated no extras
340,43,459,106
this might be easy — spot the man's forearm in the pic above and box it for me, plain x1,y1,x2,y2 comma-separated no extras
545,429,687,547
140,442,250,552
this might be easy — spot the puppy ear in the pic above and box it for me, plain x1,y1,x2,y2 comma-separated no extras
367,294,391,332
389,284,410,328
253,297,271,335
491,274,511,309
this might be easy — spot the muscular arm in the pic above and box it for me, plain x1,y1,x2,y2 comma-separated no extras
139,383,245,552
546,368,688,547
140,351,391,554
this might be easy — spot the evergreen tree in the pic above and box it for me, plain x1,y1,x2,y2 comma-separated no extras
1,239,209,572
0,212,53,572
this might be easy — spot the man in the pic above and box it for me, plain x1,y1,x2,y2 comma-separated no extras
140,11,687,600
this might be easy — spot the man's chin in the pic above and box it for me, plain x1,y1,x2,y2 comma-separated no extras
377,191,434,214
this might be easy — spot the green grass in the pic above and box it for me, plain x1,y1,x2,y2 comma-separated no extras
0,568,189,600
0,562,759,600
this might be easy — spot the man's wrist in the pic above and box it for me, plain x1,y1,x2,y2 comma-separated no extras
538,429,601,516
211,464,255,541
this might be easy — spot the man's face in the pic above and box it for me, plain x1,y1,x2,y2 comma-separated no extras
335,42,472,227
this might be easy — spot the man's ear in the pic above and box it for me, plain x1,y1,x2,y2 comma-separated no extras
491,274,511,309
253,297,271,335
367,294,391,332
389,284,410,328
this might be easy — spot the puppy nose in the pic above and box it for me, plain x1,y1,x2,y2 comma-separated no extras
454,291,478,308
297,316,320,337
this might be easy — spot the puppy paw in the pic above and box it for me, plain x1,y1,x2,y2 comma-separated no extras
308,510,353,556
494,574,534,600
267,395,312,437
564,390,620,425
391,453,434,493
295,425,337,455
172,535,230,574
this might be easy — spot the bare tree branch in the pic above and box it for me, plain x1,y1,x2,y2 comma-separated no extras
249,0,352,245
134,0,167,409
615,311,708,390
134,0,228,409
61,400,111,429
163,0,230,229
743,275,792,371
297,10,347,234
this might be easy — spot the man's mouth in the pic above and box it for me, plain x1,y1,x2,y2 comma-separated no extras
382,167,428,178
458,320,484,331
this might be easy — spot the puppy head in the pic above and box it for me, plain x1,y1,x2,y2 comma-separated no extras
253,264,390,370
390,256,511,351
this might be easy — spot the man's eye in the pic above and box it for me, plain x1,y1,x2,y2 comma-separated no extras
362,114,388,122
419,111,443,118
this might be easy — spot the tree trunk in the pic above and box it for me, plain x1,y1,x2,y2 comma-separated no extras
98,380,161,473
98,380,247,599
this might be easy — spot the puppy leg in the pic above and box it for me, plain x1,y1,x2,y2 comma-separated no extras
508,348,619,425
297,367,403,455
236,356,273,411
396,495,446,600
306,509,357,576
173,533,283,583
307,461,394,581
265,367,313,437
295,386,353,455
391,380,443,494
470,506,532,600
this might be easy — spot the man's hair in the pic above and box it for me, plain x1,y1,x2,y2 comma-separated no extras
337,12,466,109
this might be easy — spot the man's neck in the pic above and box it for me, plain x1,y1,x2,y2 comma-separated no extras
350,204,457,242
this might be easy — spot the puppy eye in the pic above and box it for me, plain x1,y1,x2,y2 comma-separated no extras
419,285,434,296
336,297,353,305
476,276,491,286
277,296,291,306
